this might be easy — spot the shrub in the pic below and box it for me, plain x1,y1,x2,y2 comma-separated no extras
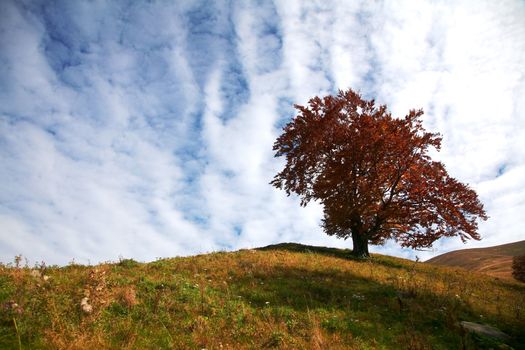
117,258,140,268
512,255,525,283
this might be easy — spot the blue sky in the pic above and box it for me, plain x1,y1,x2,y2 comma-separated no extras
1,0,524,265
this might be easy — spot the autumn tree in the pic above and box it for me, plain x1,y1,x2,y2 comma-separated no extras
271,89,487,258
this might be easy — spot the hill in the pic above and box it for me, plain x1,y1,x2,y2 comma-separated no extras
1,243,524,349
426,240,525,280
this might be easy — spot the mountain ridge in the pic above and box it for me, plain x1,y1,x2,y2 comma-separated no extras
426,240,525,280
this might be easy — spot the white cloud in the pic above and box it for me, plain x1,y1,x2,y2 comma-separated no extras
1,0,524,264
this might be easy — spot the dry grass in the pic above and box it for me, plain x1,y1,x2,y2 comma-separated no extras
1,244,524,349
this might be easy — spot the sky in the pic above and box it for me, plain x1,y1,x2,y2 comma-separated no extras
1,0,524,266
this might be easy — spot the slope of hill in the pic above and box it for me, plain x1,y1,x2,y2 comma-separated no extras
426,240,525,280
1,244,524,349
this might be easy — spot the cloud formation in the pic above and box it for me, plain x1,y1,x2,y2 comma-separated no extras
1,0,524,265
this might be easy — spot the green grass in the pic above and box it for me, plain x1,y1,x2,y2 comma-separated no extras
1,244,524,349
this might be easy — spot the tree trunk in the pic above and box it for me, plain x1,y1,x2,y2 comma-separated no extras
351,232,369,258
350,214,369,258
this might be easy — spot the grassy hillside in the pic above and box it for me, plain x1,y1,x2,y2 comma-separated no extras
1,243,524,349
426,240,525,280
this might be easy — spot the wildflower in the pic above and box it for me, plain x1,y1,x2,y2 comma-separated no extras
4,300,23,314
352,293,365,300
30,269,42,278
80,297,93,314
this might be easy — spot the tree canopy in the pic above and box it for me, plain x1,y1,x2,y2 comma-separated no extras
271,89,487,257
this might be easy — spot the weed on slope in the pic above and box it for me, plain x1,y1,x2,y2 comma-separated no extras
1,246,524,349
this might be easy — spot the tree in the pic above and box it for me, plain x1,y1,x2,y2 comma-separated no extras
271,89,487,258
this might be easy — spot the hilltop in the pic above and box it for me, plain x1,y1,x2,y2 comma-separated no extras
426,240,525,280
1,243,524,349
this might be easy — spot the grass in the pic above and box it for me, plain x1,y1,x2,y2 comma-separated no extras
1,244,524,349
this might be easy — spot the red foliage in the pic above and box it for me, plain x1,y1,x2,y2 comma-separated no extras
271,89,487,257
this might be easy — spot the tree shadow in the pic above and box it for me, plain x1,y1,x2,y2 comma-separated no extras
257,242,411,270
229,254,525,349
256,242,354,260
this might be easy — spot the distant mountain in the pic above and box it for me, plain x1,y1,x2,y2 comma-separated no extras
426,240,525,280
